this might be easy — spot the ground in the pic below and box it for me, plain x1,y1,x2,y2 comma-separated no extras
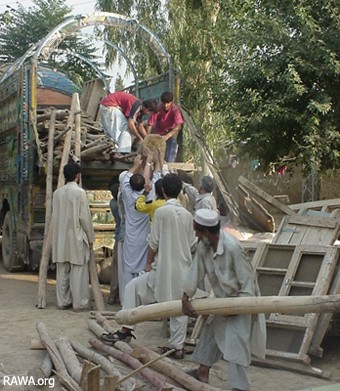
0,262,340,391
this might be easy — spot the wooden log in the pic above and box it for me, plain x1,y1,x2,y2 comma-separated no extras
37,109,69,122
89,338,183,391
58,94,77,187
54,125,72,144
251,356,331,379
115,294,340,325
81,143,107,158
129,341,223,391
74,94,81,163
71,340,134,390
27,351,53,381
87,324,181,391
89,247,106,311
83,137,106,149
94,312,115,333
112,340,188,391
56,337,82,384
30,338,46,350
36,321,81,391
36,110,56,310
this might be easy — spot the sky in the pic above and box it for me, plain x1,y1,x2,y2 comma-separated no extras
0,0,97,16
0,0,134,89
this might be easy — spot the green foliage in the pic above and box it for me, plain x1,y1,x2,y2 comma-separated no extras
114,74,125,91
91,0,340,173
94,0,166,78
210,0,340,172
0,0,99,86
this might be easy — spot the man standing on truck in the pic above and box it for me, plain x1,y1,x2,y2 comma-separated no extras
147,91,183,162
52,162,95,312
99,91,157,154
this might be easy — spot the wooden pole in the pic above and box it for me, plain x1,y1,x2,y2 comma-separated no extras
56,337,82,384
89,247,106,311
71,340,134,391
36,109,56,309
129,341,223,391
36,322,81,391
89,338,185,391
115,294,340,325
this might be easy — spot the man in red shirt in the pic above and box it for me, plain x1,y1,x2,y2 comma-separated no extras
147,91,183,162
99,91,156,153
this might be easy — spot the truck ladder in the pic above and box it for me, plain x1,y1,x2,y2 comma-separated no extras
180,105,240,219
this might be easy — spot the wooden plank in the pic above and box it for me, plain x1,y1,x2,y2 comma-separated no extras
273,214,340,246
289,198,340,212
87,365,101,391
238,176,294,215
287,214,338,229
238,184,275,232
310,261,340,357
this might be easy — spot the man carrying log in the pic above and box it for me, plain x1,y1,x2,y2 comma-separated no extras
182,209,266,391
52,162,95,312
102,173,197,359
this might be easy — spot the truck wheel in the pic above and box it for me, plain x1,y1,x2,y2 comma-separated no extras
1,213,24,271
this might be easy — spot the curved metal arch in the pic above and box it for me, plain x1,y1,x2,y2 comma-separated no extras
51,48,112,92
0,12,171,84
35,12,170,67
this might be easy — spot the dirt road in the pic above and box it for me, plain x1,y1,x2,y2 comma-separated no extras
0,261,339,391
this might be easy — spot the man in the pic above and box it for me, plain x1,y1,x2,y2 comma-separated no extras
102,174,197,360
99,91,157,153
147,91,183,162
135,178,165,222
107,182,121,305
52,162,95,312
182,175,218,212
182,209,266,391
120,151,161,300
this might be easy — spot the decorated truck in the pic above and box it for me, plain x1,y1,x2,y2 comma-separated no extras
0,12,178,272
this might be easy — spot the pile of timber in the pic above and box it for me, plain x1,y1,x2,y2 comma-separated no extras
36,108,116,162
30,316,223,391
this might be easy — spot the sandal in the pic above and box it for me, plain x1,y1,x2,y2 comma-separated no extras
101,330,136,343
159,346,185,359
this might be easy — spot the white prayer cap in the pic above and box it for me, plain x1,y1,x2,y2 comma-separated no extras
194,209,219,227
119,170,128,184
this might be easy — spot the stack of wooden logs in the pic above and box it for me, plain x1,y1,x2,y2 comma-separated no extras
36,108,116,162
30,316,220,391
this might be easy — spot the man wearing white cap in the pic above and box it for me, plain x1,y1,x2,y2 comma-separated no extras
182,209,266,391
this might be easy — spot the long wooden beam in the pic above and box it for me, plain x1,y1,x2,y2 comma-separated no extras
115,295,340,325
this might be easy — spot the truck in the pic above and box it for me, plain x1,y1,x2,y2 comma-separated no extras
0,12,182,272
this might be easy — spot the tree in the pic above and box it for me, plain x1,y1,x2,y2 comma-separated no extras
114,74,125,91
0,0,99,86
92,0,340,174
210,0,340,173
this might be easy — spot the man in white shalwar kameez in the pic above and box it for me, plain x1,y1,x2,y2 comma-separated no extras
52,163,95,312
120,154,161,300
102,174,197,358
182,209,266,391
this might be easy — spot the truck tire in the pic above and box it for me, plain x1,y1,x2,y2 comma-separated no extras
1,213,24,272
